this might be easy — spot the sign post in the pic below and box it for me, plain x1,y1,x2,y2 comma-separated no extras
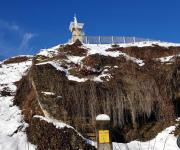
96,114,112,150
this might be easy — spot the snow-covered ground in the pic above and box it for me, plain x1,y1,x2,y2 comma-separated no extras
113,126,180,150
37,44,61,58
157,54,180,63
36,41,180,83
38,41,180,60
83,44,145,66
0,59,36,150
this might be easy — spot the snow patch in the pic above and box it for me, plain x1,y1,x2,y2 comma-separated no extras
0,132,36,150
96,114,110,121
114,41,180,48
157,54,180,63
36,61,65,72
37,61,115,83
34,115,94,147
113,126,179,150
0,61,32,84
67,56,85,64
83,44,145,66
37,44,61,58
41,91,55,96
34,115,72,129
67,75,88,82
176,118,180,122
93,73,112,82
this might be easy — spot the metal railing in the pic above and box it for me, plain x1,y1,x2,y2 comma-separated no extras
83,36,153,44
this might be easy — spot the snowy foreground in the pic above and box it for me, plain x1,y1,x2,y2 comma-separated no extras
113,125,180,150
0,60,36,150
0,41,180,150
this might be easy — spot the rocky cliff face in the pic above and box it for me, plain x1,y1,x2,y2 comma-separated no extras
14,41,180,146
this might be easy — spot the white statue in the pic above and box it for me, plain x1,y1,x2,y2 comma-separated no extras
69,15,85,43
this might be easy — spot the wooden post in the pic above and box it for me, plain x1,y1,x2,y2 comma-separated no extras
96,114,112,150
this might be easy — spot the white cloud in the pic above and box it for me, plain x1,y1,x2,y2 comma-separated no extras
0,19,36,57
19,33,36,50
0,20,20,32
11,24,19,31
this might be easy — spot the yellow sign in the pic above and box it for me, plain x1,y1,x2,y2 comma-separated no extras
98,130,110,143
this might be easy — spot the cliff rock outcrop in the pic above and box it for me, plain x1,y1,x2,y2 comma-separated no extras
14,41,180,146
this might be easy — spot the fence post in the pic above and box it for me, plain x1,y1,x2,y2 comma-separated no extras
112,36,114,45
96,114,112,150
133,37,136,43
99,36,101,44
86,36,88,44
123,37,126,44
70,36,154,44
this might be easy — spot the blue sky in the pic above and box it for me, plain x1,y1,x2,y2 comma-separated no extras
0,0,180,59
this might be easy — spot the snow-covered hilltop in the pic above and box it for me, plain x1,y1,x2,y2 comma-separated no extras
37,41,180,82
0,41,180,150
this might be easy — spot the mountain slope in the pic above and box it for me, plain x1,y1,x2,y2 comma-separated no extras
0,41,180,149
0,55,95,150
